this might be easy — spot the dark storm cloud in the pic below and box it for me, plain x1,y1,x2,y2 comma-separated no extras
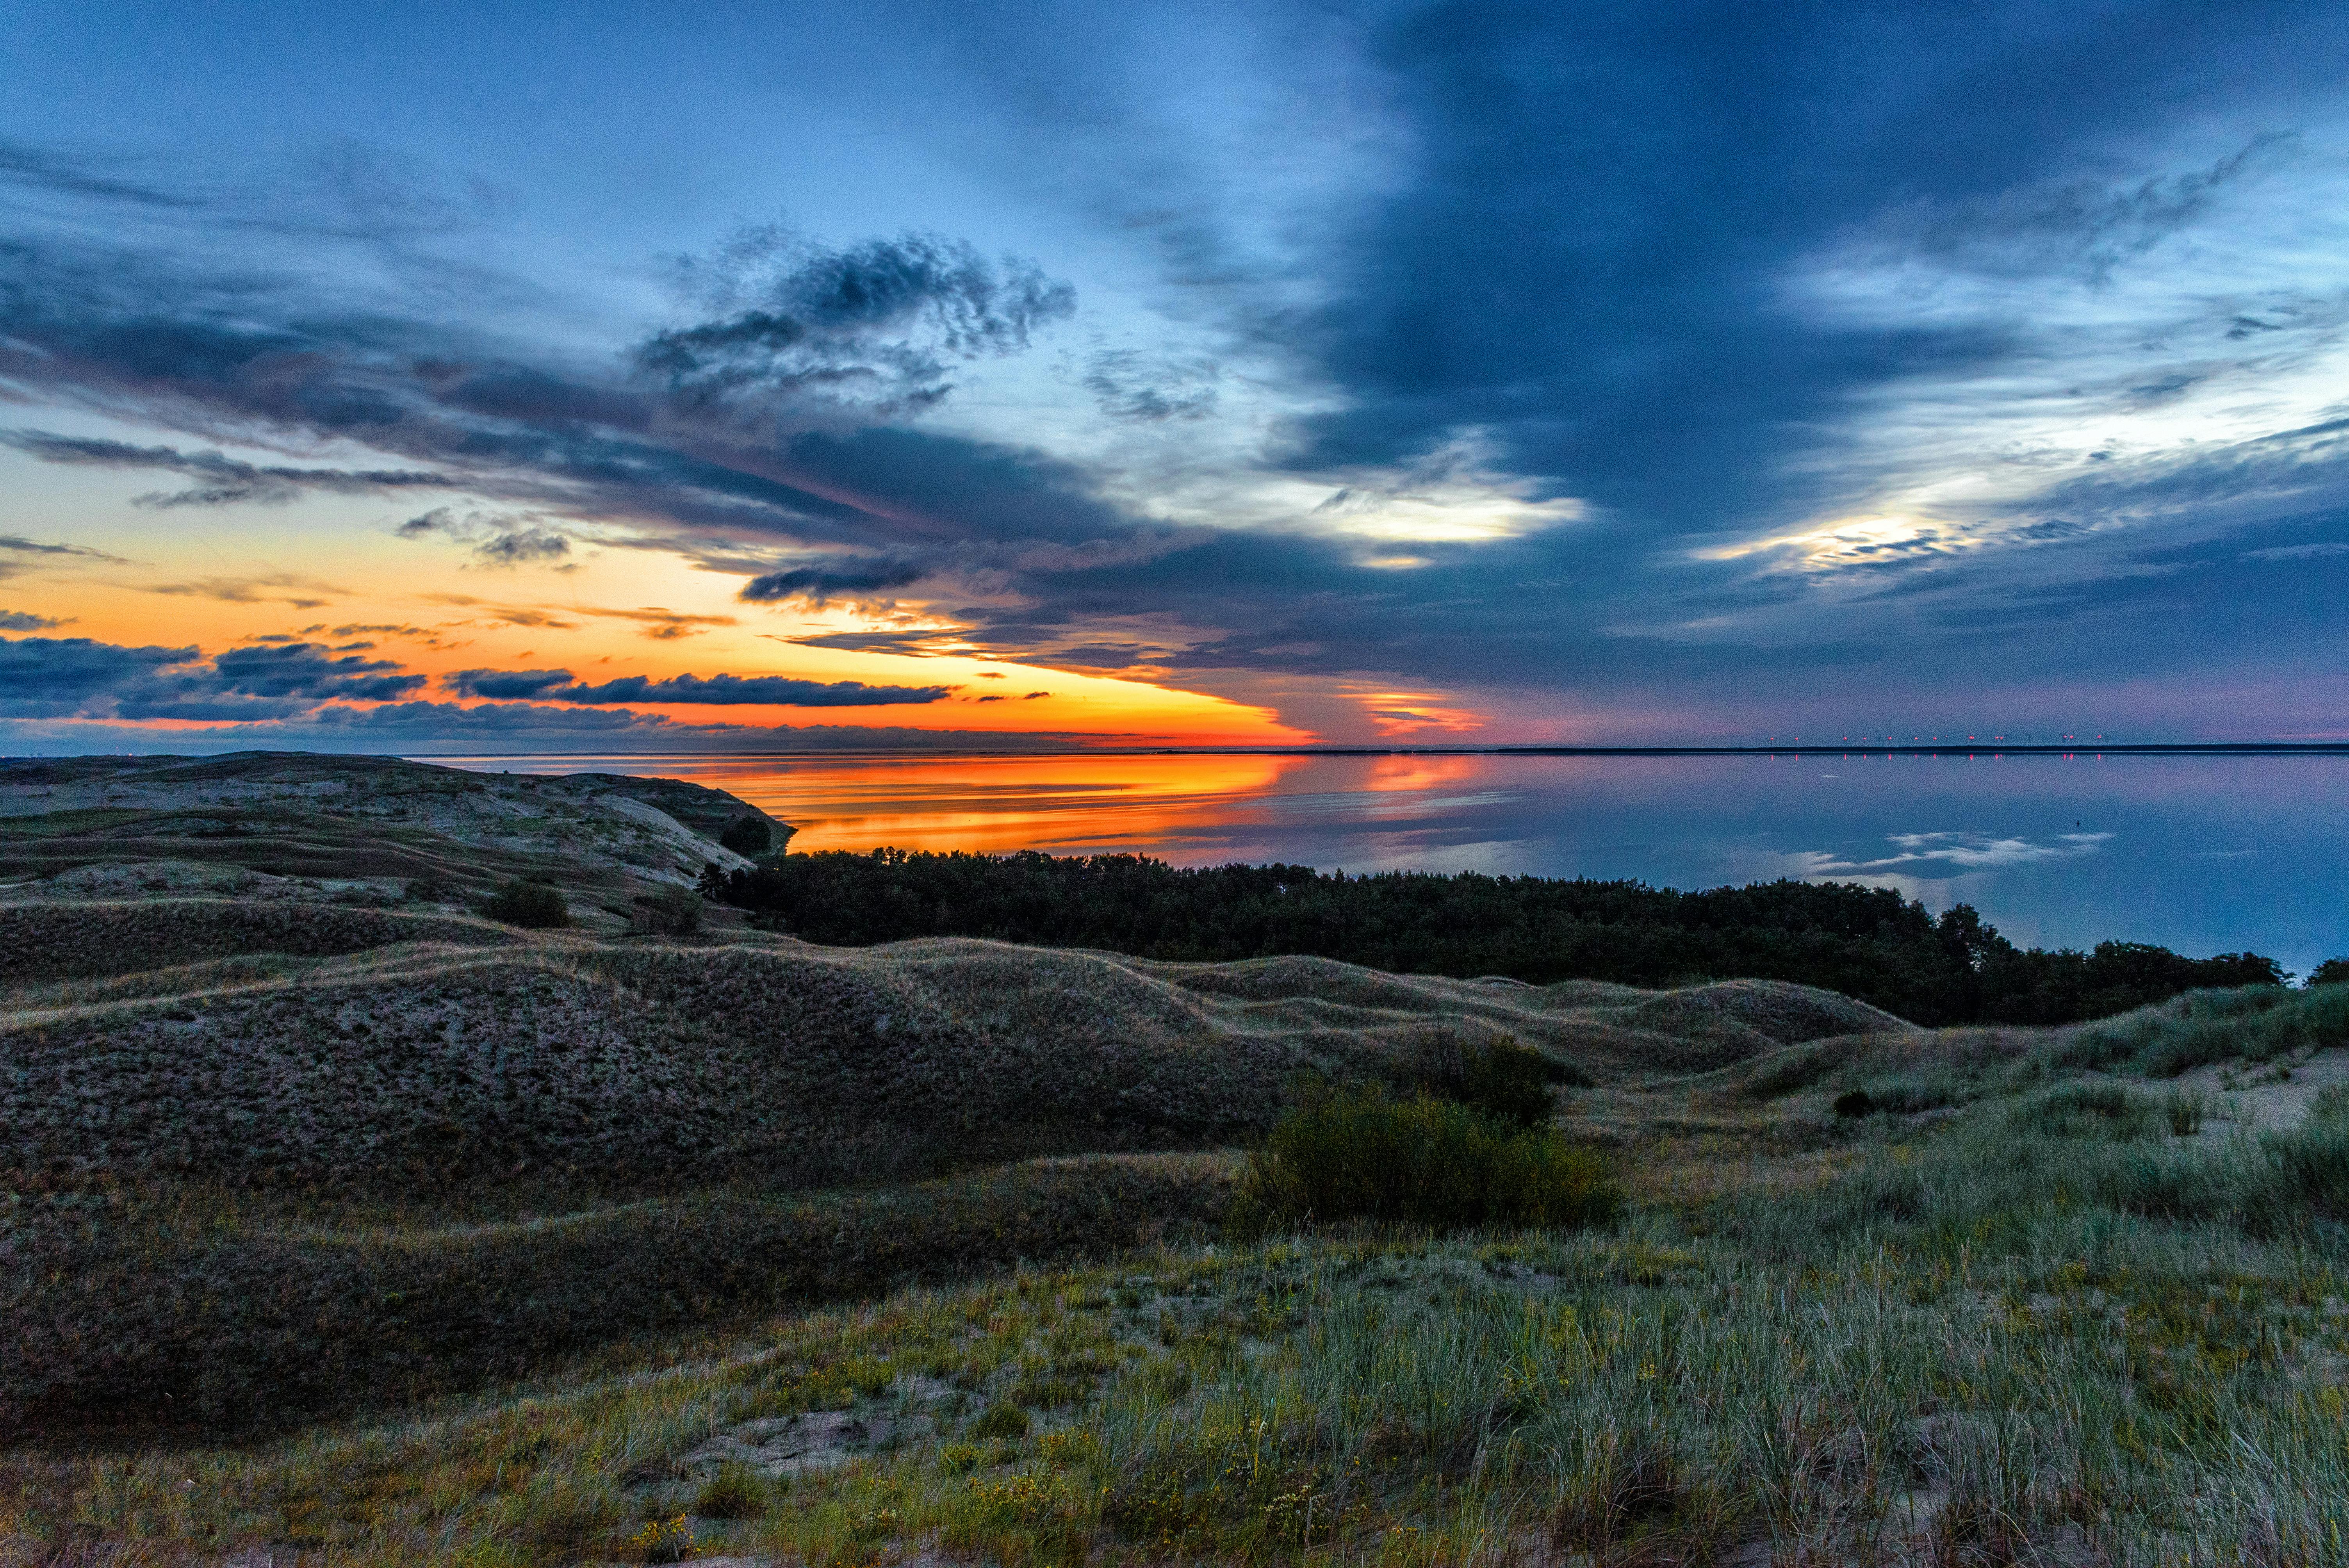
1278,0,2349,540
639,226,1075,414
206,642,424,700
739,560,925,603
0,635,421,719
442,667,954,706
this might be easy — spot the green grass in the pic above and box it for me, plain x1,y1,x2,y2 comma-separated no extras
10,893,2349,1568
15,1104,2349,1566
4,1153,1232,1434
2059,981,2349,1075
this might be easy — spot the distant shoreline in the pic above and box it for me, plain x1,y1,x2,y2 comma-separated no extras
384,742,2349,759
10,741,2348,763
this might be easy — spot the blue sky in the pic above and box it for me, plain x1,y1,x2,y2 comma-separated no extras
4,0,2349,748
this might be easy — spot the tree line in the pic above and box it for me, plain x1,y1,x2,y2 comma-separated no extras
700,848,2290,1027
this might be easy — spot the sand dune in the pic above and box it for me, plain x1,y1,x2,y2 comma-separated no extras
3,899,1906,1193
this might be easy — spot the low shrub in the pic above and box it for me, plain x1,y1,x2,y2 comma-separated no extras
1408,1030,1568,1125
482,877,570,928
630,886,702,936
1239,1088,1618,1230
629,1513,695,1564
718,817,773,856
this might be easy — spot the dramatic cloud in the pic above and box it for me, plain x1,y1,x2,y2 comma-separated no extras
399,508,573,567
6,2,2349,743
739,560,925,604
0,610,69,630
1082,348,1218,422
0,431,452,507
205,642,424,700
638,226,1075,415
0,635,421,720
442,668,954,706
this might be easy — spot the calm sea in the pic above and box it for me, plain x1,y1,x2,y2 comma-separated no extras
427,750,2349,976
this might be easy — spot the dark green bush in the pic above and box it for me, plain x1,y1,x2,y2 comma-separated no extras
718,817,773,856
631,886,702,936
481,877,569,928
1409,1031,1564,1126
1240,1088,1618,1230
1832,1089,1875,1118
2308,957,2349,988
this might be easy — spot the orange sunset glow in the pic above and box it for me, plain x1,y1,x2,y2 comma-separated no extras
14,499,1317,747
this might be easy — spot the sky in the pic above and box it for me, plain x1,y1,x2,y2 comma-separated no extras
5,0,2349,752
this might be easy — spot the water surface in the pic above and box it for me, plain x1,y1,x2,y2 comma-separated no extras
431,751,2349,974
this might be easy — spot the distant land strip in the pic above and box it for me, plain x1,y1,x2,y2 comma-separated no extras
366,742,2349,760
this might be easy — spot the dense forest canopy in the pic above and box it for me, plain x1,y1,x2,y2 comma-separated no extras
702,849,2288,1027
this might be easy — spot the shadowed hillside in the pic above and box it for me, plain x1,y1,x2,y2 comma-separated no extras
4,909,1903,1195
7,759,2349,1567
0,751,790,930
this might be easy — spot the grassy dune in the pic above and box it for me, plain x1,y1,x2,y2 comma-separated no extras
7,1011,2348,1564
6,775,2349,1564
3,896,1893,1440
4,908,1895,1195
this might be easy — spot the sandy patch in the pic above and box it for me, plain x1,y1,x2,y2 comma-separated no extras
2174,1046,2349,1137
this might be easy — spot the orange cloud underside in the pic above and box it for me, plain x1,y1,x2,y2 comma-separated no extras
22,522,1313,746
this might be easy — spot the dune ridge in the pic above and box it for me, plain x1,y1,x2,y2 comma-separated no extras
3,898,1904,1195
